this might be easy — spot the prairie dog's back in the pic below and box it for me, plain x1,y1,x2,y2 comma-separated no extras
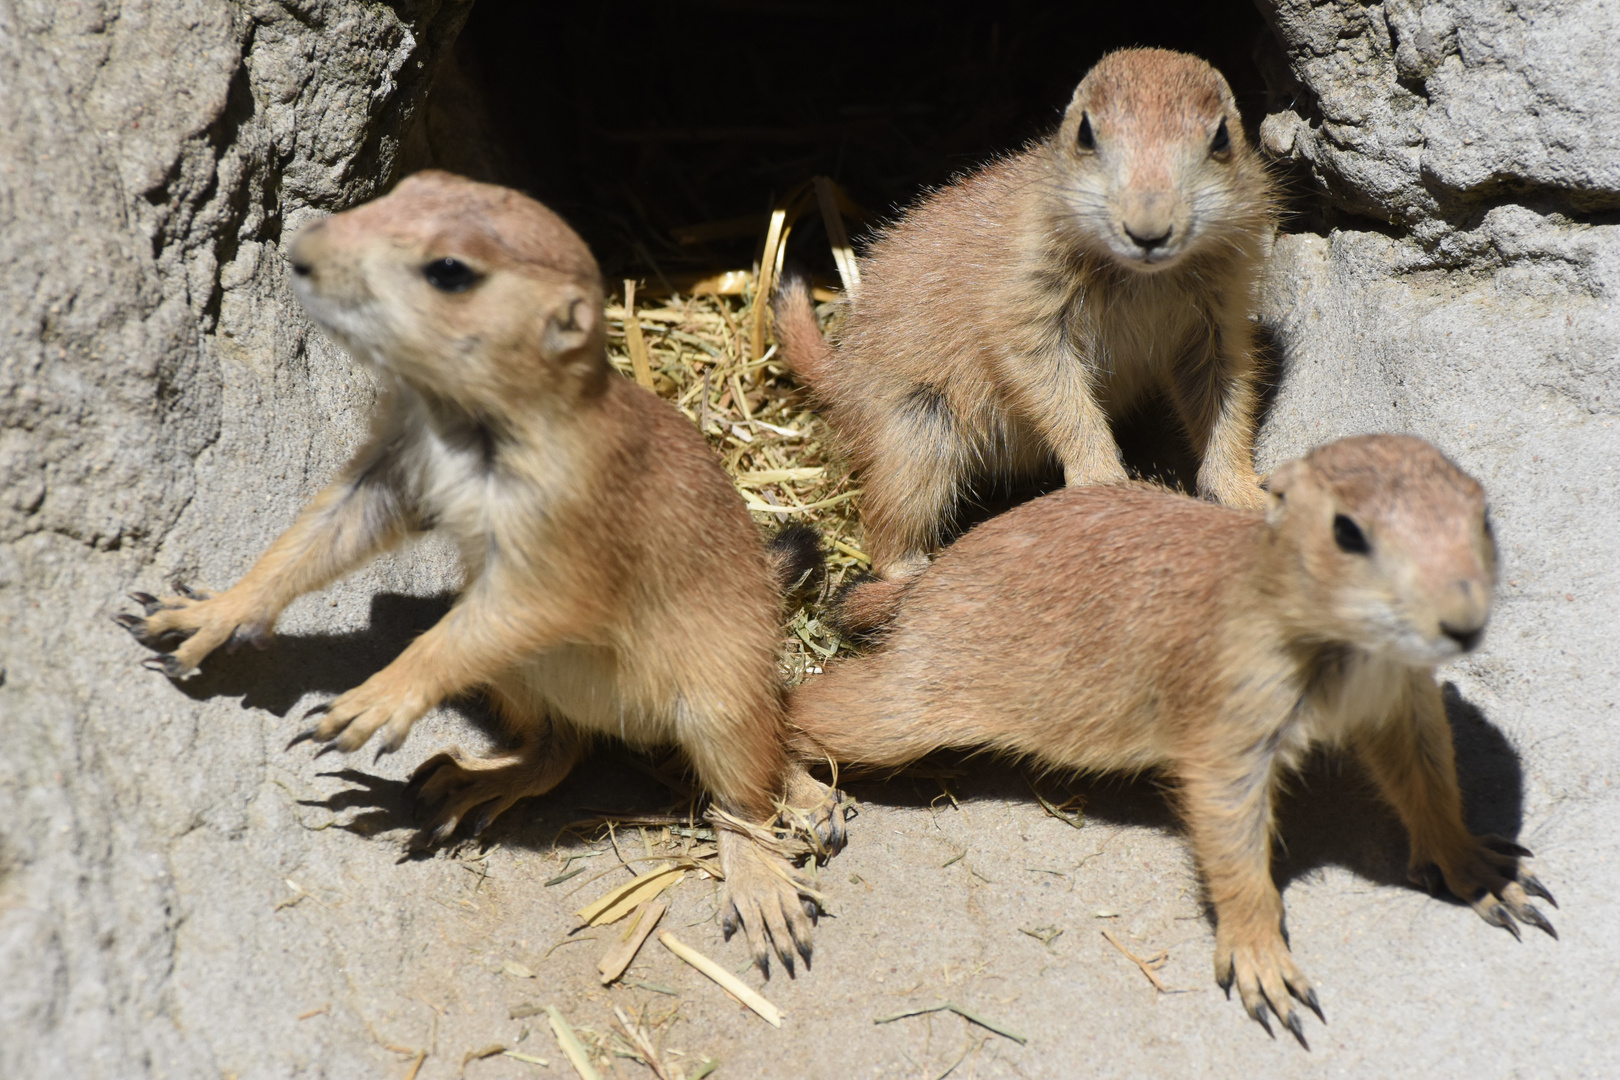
791,485,1262,771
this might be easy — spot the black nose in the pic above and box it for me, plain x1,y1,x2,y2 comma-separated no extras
1440,623,1484,652
1124,225,1172,251
290,260,312,278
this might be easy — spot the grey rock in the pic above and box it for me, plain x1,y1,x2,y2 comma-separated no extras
1257,0,1620,240
0,3,470,1076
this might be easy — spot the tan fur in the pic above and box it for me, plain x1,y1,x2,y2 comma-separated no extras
775,48,1276,584
120,171,826,974
788,435,1556,1040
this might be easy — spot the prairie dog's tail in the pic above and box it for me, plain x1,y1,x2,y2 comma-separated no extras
825,574,913,638
771,266,835,392
766,522,824,598
786,665,949,769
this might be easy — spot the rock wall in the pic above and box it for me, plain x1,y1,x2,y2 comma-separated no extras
1257,0,1620,241
0,3,470,1075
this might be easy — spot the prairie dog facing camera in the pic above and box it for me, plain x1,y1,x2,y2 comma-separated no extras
788,435,1556,1044
775,47,1276,600
118,171,842,974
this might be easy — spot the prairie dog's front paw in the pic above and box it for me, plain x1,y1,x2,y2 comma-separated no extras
1063,453,1130,489
1214,928,1322,1048
295,675,429,757
1418,833,1558,940
116,583,272,677
1207,470,1268,510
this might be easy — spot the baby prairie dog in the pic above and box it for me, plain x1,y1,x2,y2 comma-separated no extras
789,435,1556,1044
119,171,835,974
775,47,1276,591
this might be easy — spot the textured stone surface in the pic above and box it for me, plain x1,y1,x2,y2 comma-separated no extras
3,0,1618,1077
0,3,471,1075
1256,0,1620,240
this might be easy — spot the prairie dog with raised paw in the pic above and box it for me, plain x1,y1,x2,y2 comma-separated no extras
775,47,1276,596
118,170,842,976
788,434,1556,1044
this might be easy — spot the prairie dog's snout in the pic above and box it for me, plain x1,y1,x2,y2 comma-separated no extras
1267,434,1497,664
1056,50,1250,270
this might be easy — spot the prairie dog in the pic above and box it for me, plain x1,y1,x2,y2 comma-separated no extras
119,171,836,974
776,47,1276,590
788,435,1556,1043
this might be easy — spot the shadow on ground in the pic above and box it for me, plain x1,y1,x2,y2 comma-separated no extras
155,597,1530,913
158,591,699,859
827,678,1526,912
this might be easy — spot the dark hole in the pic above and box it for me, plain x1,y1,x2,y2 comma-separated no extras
424,0,1277,279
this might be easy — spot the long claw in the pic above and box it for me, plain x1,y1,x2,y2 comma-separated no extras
173,582,201,599
1302,986,1326,1024
302,702,331,721
140,655,187,678
114,613,143,632
1481,902,1522,941
1283,1009,1309,1050
1251,1000,1274,1039
285,728,320,751
1519,873,1558,909
721,905,740,942
1518,905,1558,940
313,742,342,760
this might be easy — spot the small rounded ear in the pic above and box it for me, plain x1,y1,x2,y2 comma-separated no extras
539,284,600,363
1264,459,1306,528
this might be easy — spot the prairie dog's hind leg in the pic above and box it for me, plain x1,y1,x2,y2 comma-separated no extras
713,816,823,979
779,762,851,859
857,385,971,580
406,701,584,850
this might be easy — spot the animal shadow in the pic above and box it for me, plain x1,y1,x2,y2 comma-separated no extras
171,592,457,715
1272,682,1526,899
838,680,1526,911
300,746,694,858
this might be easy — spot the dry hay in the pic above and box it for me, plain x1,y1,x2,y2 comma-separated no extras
600,182,868,683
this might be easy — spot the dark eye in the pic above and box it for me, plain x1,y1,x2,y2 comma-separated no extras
422,257,480,293
1333,514,1370,555
1210,118,1231,155
1076,113,1095,151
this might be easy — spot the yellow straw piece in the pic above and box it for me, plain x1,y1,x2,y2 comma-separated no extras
621,280,655,389
575,862,685,926
658,930,783,1027
547,1006,602,1080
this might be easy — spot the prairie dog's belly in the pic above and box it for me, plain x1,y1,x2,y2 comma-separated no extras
506,644,677,746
